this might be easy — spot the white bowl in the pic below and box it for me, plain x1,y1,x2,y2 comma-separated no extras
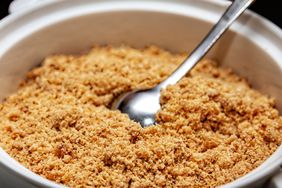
0,0,281,187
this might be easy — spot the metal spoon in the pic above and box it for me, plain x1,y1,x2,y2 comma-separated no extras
111,0,255,127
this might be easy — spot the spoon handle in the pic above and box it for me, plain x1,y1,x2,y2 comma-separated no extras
157,0,255,89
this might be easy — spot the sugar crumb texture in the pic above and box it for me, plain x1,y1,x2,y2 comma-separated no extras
0,45,281,188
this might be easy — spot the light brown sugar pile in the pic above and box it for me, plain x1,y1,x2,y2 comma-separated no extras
0,45,281,187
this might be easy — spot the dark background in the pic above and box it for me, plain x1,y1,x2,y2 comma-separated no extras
0,0,281,28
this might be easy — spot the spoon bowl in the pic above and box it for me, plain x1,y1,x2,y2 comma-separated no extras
112,87,161,127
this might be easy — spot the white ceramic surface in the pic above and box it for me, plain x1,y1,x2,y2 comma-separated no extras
0,0,281,187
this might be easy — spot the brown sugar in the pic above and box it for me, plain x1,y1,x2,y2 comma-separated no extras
0,45,281,187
